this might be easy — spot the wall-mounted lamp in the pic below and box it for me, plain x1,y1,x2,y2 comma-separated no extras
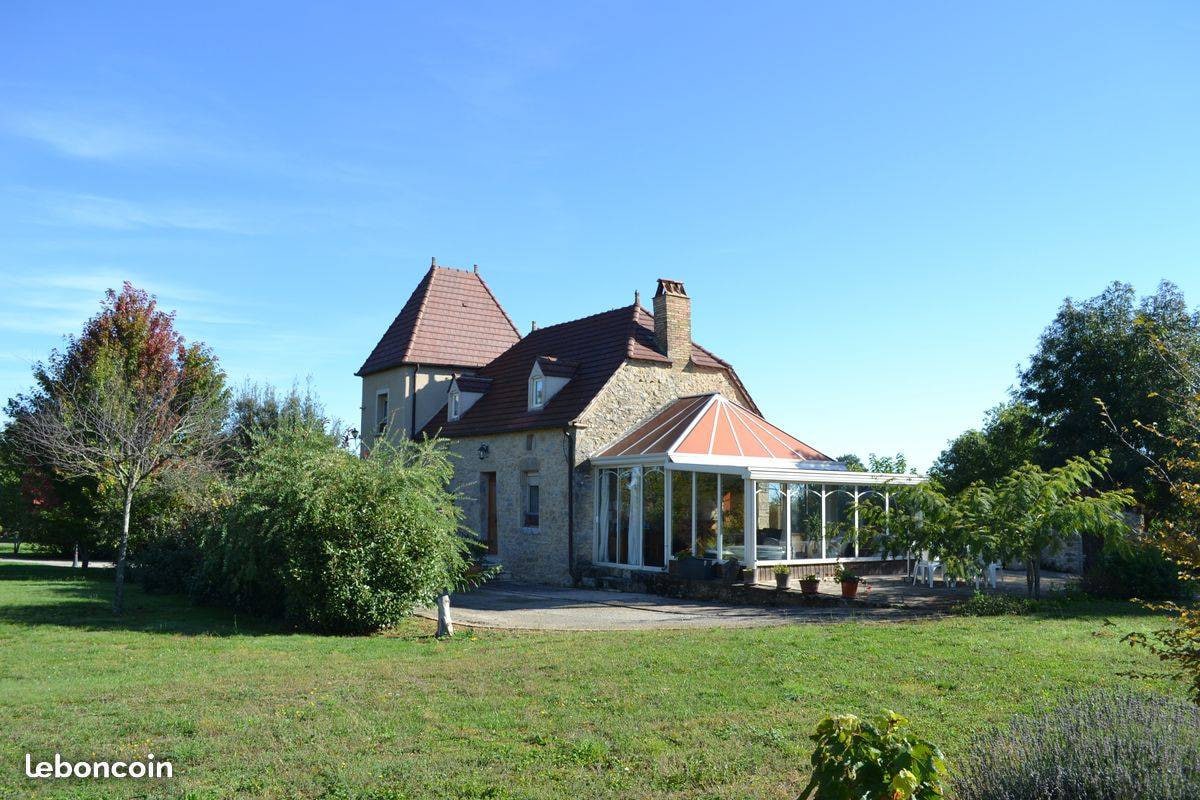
478,443,490,460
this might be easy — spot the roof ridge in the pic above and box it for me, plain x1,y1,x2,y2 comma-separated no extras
400,266,438,364
522,303,638,337
624,303,645,360
473,269,521,340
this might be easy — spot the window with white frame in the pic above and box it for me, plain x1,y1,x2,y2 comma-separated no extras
448,389,461,421
375,391,389,435
529,376,546,409
523,472,540,527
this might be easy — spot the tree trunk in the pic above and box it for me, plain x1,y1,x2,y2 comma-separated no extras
72,542,79,569
436,591,453,638
113,487,133,615
1025,560,1035,598
1034,561,1042,600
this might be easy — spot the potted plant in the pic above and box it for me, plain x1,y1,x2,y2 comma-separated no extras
773,564,791,590
800,573,820,595
671,550,711,580
834,565,863,599
742,565,756,586
668,550,689,577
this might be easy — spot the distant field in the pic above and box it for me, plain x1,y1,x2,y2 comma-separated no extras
0,562,1179,800
0,541,54,556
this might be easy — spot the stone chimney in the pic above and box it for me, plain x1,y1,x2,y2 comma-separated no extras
653,278,691,368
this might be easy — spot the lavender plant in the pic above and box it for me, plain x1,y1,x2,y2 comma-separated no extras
954,688,1200,800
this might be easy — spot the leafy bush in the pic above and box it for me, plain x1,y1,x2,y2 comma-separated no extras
953,688,1200,800
798,711,948,800
198,424,478,633
134,532,203,595
1082,542,1188,601
953,592,1035,616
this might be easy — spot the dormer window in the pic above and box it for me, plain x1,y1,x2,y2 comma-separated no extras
527,357,576,412
531,376,546,409
448,389,461,421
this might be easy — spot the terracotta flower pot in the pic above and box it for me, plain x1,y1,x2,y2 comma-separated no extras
800,579,819,596
840,579,860,599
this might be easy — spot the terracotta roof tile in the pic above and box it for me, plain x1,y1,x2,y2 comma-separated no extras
421,304,758,438
598,393,832,462
535,356,579,377
357,265,520,375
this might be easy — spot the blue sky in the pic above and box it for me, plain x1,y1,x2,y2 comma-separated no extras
2,2,1198,469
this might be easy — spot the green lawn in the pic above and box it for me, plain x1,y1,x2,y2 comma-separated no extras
0,541,54,556
0,563,1180,800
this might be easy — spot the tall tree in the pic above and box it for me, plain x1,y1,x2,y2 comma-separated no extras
1117,323,1200,701
1020,281,1200,514
988,454,1134,598
930,401,1046,495
7,283,227,613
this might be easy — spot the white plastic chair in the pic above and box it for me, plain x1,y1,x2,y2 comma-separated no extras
912,557,944,587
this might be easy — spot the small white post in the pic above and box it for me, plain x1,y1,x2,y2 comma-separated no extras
436,591,454,638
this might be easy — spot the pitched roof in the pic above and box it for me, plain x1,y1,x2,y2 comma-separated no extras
453,375,493,393
356,265,521,376
421,304,758,437
534,356,578,377
597,393,833,463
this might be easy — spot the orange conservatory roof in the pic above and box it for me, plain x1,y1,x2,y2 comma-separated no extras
597,393,833,462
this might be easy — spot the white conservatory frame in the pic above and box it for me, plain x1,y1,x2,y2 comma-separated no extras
590,455,924,572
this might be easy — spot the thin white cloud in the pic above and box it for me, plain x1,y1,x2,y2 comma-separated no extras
4,109,184,160
4,109,191,161
0,269,258,335
39,193,243,233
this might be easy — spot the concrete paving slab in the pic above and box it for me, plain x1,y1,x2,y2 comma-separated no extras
418,581,933,631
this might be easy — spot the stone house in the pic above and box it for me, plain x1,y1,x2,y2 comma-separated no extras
358,262,917,585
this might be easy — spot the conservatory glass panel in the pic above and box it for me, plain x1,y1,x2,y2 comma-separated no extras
756,482,786,561
855,487,886,558
670,471,693,559
602,469,618,563
825,487,855,559
617,469,634,564
695,472,719,558
642,468,665,567
719,474,745,561
789,484,822,559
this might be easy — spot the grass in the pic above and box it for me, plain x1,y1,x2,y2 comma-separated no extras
0,540,54,556
0,563,1181,800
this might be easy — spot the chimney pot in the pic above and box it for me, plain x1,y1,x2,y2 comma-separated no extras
652,278,691,369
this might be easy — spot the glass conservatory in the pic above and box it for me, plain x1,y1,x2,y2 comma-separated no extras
590,393,923,571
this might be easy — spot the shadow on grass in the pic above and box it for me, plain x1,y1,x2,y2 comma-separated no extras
0,562,283,637
952,596,1173,622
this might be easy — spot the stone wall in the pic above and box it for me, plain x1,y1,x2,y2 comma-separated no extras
569,359,753,579
446,428,574,584
442,359,753,585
